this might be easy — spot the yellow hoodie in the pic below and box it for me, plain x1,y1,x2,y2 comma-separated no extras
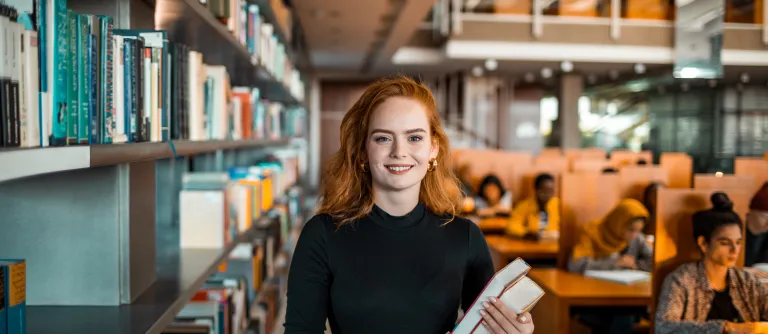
571,198,650,260
505,197,560,237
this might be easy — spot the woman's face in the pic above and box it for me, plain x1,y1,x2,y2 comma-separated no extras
623,218,645,242
365,97,438,194
483,184,501,205
699,225,742,267
536,179,555,204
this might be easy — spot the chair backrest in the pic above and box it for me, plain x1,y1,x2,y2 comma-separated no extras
651,188,751,323
659,153,693,189
735,157,768,193
619,166,669,201
571,159,613,173
611,150,653,168
558,172,621,269
694,174,755,191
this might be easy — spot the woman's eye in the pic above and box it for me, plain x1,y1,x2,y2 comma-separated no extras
374,137,390,143
409,135,423,142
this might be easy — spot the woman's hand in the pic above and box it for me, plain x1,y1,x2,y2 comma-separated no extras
479,296,534,334
616,255,638,270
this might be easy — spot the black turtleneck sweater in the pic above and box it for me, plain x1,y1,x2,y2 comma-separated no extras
284,203,494,334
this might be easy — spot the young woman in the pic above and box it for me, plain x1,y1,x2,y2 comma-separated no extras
284,76,534,334
655,193,768,333
474,174,513,217
568,198,652,274
568,198,652,334
506,173,559,240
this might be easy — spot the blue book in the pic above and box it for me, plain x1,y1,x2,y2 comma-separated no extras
88,33,98,144
0,260,25,334
123,39,133,142
51,0,68,146
0,266,6,334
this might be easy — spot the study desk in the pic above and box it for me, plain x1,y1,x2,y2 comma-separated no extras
470,217,508,233
485,235,559,270
528,269,652,334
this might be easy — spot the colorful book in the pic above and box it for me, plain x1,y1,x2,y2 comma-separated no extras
0,259,25,334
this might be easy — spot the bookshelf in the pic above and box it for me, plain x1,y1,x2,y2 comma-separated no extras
27,215,278,334
1,0,310,332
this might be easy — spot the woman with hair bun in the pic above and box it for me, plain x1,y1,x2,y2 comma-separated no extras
655,192,768,334
284,76,534,334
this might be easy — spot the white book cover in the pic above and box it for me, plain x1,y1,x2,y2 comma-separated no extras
453,258,544,334
113,35,126,143
179,190,226,249
177,301,220,334
232,96,242,140
584,269,650,285
22,30,40,147
10,22,25,147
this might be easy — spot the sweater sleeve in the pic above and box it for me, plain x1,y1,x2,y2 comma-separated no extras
567,234,619,273
284,216,332,334
462,222,495,313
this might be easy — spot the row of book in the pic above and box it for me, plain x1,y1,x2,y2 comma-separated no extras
183,0,304,102
1,1,305,148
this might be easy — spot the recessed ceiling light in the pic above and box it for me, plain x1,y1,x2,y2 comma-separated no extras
740,73,750,83
634,63,646,74
541,67,553,79
560,61,573,73
484,59,498,71
471,66,483,77
524,73,535,83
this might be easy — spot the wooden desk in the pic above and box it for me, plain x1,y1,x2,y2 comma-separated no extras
471,217,508,233
485,235,559,270
528,269,652,334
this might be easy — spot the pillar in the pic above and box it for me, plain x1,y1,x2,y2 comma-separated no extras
557,73,583,149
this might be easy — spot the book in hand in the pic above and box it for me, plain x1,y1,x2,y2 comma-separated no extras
452,258,544,334
584,269,650,285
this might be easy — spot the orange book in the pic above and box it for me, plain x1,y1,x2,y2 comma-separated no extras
232,91,253,139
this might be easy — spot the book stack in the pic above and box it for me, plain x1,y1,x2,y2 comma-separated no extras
0,1,305,148
453,258,544,334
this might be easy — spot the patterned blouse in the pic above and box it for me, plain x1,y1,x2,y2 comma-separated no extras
655,261,768,333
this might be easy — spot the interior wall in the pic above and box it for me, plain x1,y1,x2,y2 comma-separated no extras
320,82,370,181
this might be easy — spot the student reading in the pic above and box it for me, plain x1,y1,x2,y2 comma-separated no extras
655,193,768,334
474,174,513,217
284,76,535,334
505,173,559,240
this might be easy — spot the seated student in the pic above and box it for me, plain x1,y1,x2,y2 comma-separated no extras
602,167,619,174
655,193,768,334
474,174,513,217
505,173,559,240
745,182,768,266
643,182,664,235
568,198,652,274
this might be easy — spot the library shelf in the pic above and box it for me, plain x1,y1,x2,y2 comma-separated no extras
155,0,304,107
0,139,291,183
253,0,295,62
27,215,277,334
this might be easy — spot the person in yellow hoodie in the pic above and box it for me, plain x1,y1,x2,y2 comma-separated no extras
568,198,652,334
568,198,652,274
505,173,559,240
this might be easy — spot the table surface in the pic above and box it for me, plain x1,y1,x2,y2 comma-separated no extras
485,235,559,256
528,268,652,299
470,216,508,232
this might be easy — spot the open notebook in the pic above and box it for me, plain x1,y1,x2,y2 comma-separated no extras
584,269,650,285
452,258,545,334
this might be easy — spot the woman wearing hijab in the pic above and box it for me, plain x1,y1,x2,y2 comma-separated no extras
745,182,768,266
568,199,653,333
568,198,653,274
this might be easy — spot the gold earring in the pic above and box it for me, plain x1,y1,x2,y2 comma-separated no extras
427,159,438,172
360,162,369,172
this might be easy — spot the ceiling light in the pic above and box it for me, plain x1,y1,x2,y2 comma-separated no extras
560,61,573,73
608,70,619,80
678,67,700,78
741,73,750,83
524,73,535,83
484,59,498,71
541,67,553,79
634,63,646,74
471,66,483,77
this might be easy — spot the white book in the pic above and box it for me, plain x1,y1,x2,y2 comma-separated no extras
453,258,544,334
179,190,227,249
22,30,40,147
188,51,206,141
584,269,650,285
232,96,242,140
10,22,24,147
113,35,126,143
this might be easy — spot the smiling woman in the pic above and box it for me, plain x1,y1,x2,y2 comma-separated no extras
284,76,535,334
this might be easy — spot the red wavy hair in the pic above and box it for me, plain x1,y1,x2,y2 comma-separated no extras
317,76,463,226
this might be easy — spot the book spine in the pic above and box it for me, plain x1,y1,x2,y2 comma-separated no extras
142,46,151,141
37,0,49,147
135,39,145,142
9,22,20,147
51,0,68,146
23,30,41,147
124,39,135,142
4,261,26,334
66,11,78,144
89,32,98,144
77,16,89,144
100,17,114,144
162,40,170,142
